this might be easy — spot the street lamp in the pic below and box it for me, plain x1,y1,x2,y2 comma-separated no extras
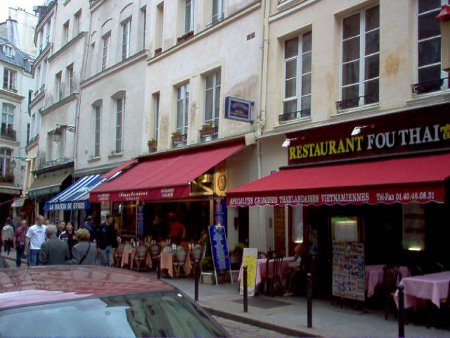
53,124,76,143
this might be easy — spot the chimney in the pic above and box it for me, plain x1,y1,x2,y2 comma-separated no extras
6,18,20,48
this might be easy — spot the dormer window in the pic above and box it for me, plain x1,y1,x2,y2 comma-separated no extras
2,45,15,58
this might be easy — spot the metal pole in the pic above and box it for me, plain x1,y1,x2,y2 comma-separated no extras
157,257,161,279
398,286,405,338
194,260,199,301
307,272,312,328
243,266,248,313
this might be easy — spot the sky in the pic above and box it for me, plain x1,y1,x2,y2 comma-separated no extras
0,0,43,22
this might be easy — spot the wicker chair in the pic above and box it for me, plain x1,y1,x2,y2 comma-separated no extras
133,244,149,271
173,246,187,277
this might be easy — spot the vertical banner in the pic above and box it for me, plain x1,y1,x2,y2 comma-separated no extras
209,224,231,285
214,197,227,228
137,205,144,239
239,248,258,296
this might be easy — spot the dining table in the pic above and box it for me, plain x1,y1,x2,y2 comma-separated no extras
160,251,192,278
365,264,410,298
238,256,296,287
120,247,152,270
396,271,450,309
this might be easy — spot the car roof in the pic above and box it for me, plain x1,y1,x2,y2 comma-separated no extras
0,266,176,309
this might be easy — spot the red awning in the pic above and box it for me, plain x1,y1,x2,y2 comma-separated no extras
227,153,450,207
91,142,244,203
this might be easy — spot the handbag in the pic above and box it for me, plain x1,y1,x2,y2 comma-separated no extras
79,244,91,265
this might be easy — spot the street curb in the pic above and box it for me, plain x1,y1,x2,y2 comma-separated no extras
203,306,320,337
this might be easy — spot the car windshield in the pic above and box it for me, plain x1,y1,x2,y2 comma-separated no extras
0,291,227,337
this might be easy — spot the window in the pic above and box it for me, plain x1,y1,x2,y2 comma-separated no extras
282,31,312,121
212,0,224,23
141,6,147,50
155,2,164,49
35,65,41,91
3,45,15,58
55,71,63,101
45,22,51,46
3,68,17,91
204,70,221,128
94,105,101,157
73,10,81,36
184,0,194,34
340,6,379,109
42,60,47,87
62,20,70,44
122,19,131,60
1,103,15,135
38,30,43,51
152,92,160,141
176,83,189,136
27,123,30,144
115,97,125,153
0,148,12,177
66,64,74,95
102,34,110,70
415,0,449,93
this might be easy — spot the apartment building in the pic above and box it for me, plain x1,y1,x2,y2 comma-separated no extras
226,0,450,297
0,19,34,224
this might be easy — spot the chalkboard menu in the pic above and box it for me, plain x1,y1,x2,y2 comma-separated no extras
332,242,365,301
209,225,231,271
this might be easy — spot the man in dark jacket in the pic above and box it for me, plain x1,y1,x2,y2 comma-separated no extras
39,225,70,265
95,215,118,266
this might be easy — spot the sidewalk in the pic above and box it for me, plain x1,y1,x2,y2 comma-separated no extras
163,276,450,338
1,251,448,337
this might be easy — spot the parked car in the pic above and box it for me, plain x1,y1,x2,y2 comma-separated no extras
0,266,228,337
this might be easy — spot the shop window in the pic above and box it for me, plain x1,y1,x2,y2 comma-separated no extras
402,204,425,251
338,5,379,110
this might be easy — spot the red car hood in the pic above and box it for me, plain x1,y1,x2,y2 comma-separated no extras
0,266,175,309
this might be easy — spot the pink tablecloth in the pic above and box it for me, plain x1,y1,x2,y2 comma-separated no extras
238,257,296,286
397,271,450,309
121,247,135,268
365,265,410,298
160,251,192,277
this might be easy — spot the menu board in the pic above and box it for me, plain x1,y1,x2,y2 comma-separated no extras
209,225,231,272
239,248,258,296
332,242,365,301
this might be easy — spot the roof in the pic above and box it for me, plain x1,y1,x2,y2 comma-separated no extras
0,37,33,73
0,266,176,309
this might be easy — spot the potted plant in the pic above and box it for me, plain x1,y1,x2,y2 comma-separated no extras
200,256,216,284
147,138,157,152
154,47,162,55
199,123,216,137
171,130,183,142
230,242,246,270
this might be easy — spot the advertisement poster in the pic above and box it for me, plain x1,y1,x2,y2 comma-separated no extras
208,224,231,285
239,248,257,296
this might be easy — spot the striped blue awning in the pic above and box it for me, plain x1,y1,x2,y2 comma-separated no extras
44,174,103,211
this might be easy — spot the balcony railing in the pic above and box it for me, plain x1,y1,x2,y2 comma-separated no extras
336,94,379,111
278,109,311,123
411,77,449,94
0,126,16,140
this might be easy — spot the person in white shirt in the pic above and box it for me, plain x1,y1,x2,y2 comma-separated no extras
25,215,47,266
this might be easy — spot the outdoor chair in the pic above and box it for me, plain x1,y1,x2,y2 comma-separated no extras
113,243,125,267
381,265,402,320
150,243,161,271
173,246,187,277
267,256,284,297
133,244,149,271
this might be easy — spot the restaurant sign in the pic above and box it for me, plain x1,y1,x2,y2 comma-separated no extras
287,104,450,165
90,185,190,203
228,184,445,207
224,97,253,122
46,201,90,211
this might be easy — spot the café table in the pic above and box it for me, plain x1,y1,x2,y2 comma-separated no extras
160,251,192,278
238,256,296,287
396,271,450,309
365,265,410,298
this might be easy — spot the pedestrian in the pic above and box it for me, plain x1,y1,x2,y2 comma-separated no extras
59,221,77,259
95,214,118,266
81,215,95,240
14,219,28,267
25,215,47,266
1,217,15,255
39,224,70,265
56,220,66,237
168,213,186,244
66,229,98,265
